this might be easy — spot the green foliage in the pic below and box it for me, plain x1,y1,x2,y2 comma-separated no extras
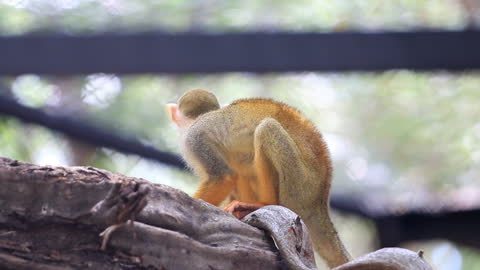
0,0,472,34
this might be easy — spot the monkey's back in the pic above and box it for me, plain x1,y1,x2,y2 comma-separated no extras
211,98,332,181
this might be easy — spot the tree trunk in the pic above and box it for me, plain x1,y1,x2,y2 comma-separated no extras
0,157,433,270
0,157,280,269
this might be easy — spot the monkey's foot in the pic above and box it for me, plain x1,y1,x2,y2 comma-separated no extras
223,200,267,219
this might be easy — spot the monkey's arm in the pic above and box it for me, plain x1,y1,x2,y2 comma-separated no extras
194,177,235,206
223,200,267,219
186,129,236,206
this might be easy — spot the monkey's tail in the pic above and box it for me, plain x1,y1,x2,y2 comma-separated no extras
303,207,351,268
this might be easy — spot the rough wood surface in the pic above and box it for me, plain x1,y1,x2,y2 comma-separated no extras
0,157,279,269
333,248,432,270
243,206,317,270
0,157,433,270
243,207,433,270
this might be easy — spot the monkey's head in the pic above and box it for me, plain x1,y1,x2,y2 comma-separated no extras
167,89,220,129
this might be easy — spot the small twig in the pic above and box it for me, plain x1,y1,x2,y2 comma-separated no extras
93,182,151,250
100,223,125,250
0,231,15,237
87,166,111,180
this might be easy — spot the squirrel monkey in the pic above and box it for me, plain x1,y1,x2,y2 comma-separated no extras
167,89,350,268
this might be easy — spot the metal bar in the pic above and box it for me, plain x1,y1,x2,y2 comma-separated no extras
1,31,479,74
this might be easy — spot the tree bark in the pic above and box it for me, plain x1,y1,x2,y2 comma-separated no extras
0,157,279,269
0,157,433,270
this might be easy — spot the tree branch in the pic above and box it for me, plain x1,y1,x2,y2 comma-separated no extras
0,157,278,269
0,157,433,269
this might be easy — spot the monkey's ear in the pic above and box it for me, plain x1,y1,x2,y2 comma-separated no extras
165,103,181,126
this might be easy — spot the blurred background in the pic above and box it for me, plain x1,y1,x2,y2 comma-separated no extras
1,0,480,269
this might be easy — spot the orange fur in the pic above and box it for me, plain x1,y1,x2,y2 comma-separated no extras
194,175,235,206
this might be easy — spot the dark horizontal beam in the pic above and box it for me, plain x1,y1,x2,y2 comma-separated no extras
331,194,480,249
0,94,186,170
376,209,480,249
1,31,480,74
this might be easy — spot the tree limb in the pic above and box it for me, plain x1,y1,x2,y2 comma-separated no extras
0,157,433,269
0,157,278,269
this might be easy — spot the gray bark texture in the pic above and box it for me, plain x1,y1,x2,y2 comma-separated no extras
0,157,432,270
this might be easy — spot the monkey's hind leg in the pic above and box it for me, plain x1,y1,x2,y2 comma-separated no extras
225,118,306,219
254,118,307,211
